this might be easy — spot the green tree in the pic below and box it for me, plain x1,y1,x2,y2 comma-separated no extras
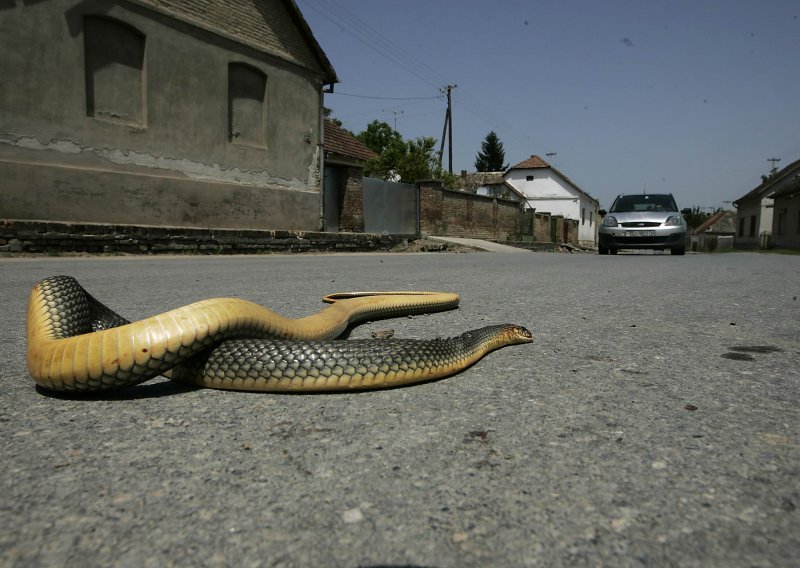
683,206,717,229
398,137,440,182
474,131,508,172
357,121,446,184
356,120,403,156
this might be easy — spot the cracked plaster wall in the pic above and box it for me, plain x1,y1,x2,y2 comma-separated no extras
1,134,315,190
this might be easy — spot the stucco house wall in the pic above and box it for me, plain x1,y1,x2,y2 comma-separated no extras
0,0,336,230
734,197,773,249
771,182,800,250
734,158,800,249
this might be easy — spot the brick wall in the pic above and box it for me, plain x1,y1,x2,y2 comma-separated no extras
338,166,365,232
418,181,520,240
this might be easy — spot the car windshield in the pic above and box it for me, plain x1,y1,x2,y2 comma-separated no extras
610,194,678,213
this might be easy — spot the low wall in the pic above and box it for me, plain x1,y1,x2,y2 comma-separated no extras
419,181,520,240
0,220,417,255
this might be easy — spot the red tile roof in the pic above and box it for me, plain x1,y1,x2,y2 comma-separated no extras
509,155,551,169
692,210,736,235
323,120,376,163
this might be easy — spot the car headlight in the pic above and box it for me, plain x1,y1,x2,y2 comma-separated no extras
601,215,618,227
664,215,683,227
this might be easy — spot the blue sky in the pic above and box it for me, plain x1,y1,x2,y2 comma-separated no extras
295,0,800,209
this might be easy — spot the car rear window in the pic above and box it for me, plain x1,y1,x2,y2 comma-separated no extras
610,194,678,213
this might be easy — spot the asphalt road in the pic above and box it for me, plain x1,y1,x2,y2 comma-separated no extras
2,251,798,567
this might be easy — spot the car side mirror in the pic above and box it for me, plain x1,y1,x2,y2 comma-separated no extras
681,208,691,215
599,209,607,217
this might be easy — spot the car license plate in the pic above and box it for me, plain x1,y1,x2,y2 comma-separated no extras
624,230,655,237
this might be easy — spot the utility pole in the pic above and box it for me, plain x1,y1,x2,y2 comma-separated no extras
767,157,781,175
438,84,457,173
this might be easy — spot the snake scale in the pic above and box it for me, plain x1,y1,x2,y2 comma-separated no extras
26,275,532,393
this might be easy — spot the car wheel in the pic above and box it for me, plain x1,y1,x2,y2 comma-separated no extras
671,246,685,256
610,248,618,255
598,245,608,255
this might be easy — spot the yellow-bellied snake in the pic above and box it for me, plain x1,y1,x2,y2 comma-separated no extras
26,275,532,392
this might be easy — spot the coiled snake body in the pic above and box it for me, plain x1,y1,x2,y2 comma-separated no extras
27,275,532,393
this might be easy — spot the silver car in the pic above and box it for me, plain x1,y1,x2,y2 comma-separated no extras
598,194,689,255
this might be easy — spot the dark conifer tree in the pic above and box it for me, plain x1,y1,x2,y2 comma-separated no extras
474,131,508,171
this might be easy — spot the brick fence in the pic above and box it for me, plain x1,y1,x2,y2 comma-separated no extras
418,180,521,240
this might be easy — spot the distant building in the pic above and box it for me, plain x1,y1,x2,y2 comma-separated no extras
0,0,337,231
733,158,800,249
456,171,504,192
690,210,737,252
503,155,599,247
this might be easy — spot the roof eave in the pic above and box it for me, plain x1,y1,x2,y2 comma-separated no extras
284,0,338,84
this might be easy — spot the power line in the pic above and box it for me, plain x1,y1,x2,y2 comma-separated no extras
331,92,443,101
332,97,445,123
301,0,445,90
301,0,536,153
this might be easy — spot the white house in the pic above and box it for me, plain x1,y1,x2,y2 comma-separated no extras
504,155,599,246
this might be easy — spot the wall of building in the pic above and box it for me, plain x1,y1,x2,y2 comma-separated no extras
0,0,326,230
772,194,800,249
735,198,772,249
505,169,573,200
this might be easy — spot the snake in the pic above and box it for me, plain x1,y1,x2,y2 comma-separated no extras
26,275,532,393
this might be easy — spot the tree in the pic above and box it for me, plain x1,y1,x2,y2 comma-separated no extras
398,137,441,182
474,131,507,172
683,206,717,230
357,121,447,184
356,120,403,156
323,107,342,127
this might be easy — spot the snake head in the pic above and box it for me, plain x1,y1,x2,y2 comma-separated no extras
507,324,534,344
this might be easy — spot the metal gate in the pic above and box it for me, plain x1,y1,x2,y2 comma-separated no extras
519,209,535,242
362,178,418,235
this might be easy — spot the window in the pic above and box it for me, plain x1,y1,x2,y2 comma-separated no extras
777,210,786,235
526,175,534,181
228,63,267,147
610,194,677,213
581,207,586,225
738,217,745,237
749,215,757,237
84,16,145,126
